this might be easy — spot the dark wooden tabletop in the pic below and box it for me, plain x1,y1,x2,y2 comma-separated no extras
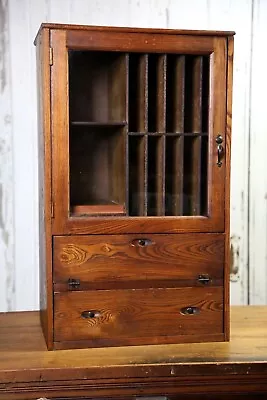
0,306,267,399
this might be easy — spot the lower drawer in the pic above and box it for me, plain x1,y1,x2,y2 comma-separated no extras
54,287,223,346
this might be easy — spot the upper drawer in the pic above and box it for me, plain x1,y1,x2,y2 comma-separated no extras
53,234,224,289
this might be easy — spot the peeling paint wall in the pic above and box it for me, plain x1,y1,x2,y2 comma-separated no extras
1,0,266,311
0,0,14,311
248,0,267,304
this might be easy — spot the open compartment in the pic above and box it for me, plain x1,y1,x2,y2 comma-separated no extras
183,134,208,216
147,135,165,216
165,135,184,216
69,125,126,216
128,54,148,132
128,134,148,216
147,54,167,133
68,50,127,124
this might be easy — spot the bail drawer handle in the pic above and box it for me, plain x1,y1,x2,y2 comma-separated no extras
81,310,101,319
180,306,200,315
131,238,154,247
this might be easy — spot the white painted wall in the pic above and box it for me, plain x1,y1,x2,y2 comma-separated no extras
0,0,266,311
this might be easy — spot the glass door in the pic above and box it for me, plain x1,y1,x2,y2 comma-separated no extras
50,29,227,234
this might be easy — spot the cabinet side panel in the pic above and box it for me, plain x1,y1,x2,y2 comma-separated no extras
224,37,234,341
36,28,53,349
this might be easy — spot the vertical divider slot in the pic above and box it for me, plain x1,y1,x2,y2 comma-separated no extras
139,135,148,216
147,55,157,132
156,55,166,215
156,55,167,133
147,136,157,215
183,136,193,215
166,55,185,133
128,135,148,216
165,55,185,215
139,55,148,132
156,135,166,216
147,136,165,216
191,135,202,215
165,136,184,216
148,54,167,133
128,54,148,132
166,54,185,216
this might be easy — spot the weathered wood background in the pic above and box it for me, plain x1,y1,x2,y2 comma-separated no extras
0,0,266,311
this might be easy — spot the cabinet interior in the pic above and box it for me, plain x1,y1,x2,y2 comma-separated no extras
68,50,210,217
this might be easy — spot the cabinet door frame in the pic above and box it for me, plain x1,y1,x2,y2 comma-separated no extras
50,29,228,235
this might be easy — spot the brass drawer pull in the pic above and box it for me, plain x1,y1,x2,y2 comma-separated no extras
131,238,154,247
180,306,200,315
81,310,101,319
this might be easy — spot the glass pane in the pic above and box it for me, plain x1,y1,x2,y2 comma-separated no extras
68,50,209,218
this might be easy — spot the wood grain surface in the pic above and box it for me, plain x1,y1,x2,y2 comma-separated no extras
34,23,235,45
53,233,224,286
54,287,223,344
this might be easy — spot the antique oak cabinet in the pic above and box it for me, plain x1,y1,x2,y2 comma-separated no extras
35,23,234,350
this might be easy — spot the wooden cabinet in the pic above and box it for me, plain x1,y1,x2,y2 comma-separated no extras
35,23,234,350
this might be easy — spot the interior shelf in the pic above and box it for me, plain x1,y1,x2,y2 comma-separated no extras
71,202,126,216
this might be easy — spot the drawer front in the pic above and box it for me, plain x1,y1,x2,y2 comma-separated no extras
54,287,223,343
53,234,224,288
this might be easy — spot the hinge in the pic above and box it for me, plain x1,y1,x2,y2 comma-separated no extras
198,274,211,285
51,202,54,218
49,47,53,66
68,278,80,290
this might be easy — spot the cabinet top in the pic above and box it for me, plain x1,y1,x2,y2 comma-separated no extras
34,22,235,44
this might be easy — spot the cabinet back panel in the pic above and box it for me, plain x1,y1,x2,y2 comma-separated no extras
69,51,127,123
69,126,125,211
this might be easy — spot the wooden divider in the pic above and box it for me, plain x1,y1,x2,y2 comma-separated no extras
171,55,185,215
